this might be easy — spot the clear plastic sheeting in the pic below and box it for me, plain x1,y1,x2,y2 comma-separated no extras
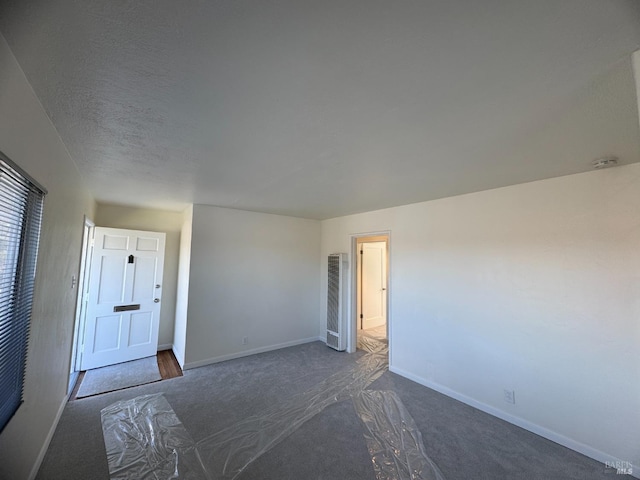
196,338,389,479
101,394,210,480
353,390,445,480
357,333,389,355
101,338,395,480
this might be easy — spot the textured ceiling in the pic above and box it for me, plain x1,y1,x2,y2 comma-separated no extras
1,0,640,219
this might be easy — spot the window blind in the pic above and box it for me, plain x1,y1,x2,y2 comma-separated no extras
0,152,45,433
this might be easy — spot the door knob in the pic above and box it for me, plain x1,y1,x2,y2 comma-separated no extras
154,298,160,303
155,284,161,289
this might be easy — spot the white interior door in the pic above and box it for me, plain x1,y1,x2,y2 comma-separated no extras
80,227,166,370
361,241,387,330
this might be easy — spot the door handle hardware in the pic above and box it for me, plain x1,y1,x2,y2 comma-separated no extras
156,284,161,289
114,304,141,312
154,298,160,303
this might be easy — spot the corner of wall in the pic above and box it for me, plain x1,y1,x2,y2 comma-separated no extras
172,204,193,369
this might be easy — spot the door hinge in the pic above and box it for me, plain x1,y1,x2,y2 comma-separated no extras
360,314,363,319
90,238,95,248
360,249,363,255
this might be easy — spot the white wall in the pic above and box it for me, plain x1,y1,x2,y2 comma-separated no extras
95,203,183,348
0,34,95,480
321,163,640,469
183,205,321,368
173,205,193,367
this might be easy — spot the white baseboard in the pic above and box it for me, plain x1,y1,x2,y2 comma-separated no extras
183,336,321,370
28,391,70,480
389,366,639,479
157,344,173,351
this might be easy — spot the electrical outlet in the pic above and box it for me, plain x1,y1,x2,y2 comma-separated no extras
503,389,515,404
242,336,249,345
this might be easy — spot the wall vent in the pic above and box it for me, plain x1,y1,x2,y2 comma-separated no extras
326,253,348,351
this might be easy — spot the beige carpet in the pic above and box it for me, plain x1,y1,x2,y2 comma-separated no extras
77,356,161,398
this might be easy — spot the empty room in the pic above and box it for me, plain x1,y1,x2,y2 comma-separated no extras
0,1,639,479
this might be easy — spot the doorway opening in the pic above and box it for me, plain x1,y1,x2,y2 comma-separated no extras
350,233,390,354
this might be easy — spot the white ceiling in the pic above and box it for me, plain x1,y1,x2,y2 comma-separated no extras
1,0,639,219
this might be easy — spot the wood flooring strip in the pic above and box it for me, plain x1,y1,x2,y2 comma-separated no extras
69,371,86,401
157,349,183,380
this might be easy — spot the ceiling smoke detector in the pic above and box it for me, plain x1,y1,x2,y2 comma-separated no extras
592,156,618,169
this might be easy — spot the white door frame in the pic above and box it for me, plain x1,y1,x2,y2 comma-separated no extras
348,231,391,355
68,216,94,394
